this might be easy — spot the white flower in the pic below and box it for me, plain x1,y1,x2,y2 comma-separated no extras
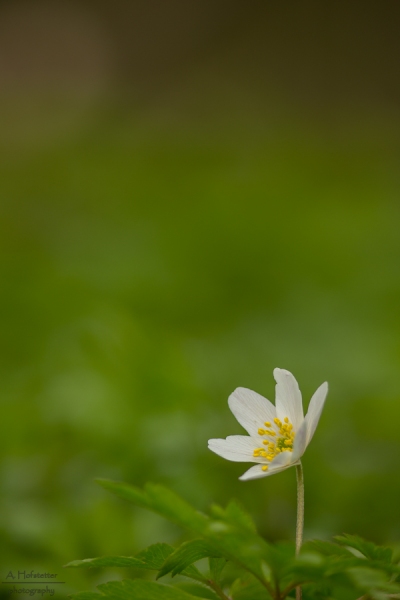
208,368,328,481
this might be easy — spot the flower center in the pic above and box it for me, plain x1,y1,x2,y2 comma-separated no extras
253,417,295,471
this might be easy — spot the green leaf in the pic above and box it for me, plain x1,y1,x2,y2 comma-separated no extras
96,479,209,533
98,579,204,599
335,534,393,563
229,577,271,600
211,500,256,533
66,543,175,570
72,581,204,600
307,539,354,558
158,539,221,579
136,543,175,570
137,541,205,582
202,518,277,592
65,556,152,569
347,566,400,600
96,479,274,589
174,582,221,600
208,557,227,583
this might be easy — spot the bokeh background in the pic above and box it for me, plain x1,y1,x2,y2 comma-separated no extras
1,0,400,596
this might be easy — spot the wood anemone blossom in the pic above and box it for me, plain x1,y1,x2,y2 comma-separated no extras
208,368,328,481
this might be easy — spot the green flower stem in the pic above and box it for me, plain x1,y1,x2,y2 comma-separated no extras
295,461,304,600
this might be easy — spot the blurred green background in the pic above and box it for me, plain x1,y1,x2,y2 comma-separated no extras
1,0,400,597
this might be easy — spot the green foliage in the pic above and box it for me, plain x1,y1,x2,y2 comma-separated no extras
211,499,257,533
335,533,393,563
174,582,222,600
73,580,206,599
95,479,276,588
229,578,272,600
66,542,205,583
209,557,227,584
68,480,400,600
96,479,209,533
156,540,220,579
66,542,174,570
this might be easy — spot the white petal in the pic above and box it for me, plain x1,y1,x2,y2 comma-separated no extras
269,449,293,469
273,368,304,430
239,464,269,481
228,387,277,437
239,452,294,481
291,420,308,462
208,436,262,463
304,382,328,445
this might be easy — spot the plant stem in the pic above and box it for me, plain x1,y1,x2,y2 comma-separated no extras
206,580,231,600
295,461,304,600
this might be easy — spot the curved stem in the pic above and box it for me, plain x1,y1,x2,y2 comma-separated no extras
295,462,304,600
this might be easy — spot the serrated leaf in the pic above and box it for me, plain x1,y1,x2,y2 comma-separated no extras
97,479,275,590
174,582,221,600
229,577,269,600
98,579,203,599
136,543,175,570
181,565,207,582
280,551,328,591
96,479,209,533
307,540,353,558
209,557,227,583
211,500,256,533
66,543,175,570
347,566,400,599
65,556,150,569
158,539,221,579
203,519,278,593
335,534,393,563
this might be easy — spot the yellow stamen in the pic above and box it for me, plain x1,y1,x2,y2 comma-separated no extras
255,415,296,468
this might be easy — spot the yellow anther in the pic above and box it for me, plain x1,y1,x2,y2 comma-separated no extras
255,415,296,467
262,465,268,471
